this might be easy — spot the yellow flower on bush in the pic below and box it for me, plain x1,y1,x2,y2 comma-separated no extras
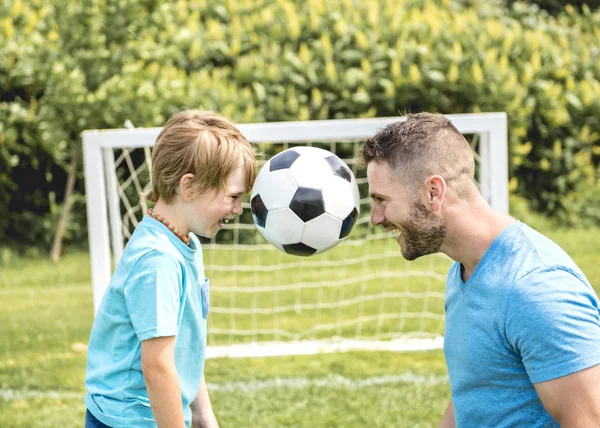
471,62,484,84
447,64,459,83
540,158,551,171
409,64,421,84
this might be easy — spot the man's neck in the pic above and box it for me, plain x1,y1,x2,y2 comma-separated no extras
441,201,515,281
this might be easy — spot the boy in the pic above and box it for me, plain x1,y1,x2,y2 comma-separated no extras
84,110,256,428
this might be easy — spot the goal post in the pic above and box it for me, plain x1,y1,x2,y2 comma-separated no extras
82,113,508,358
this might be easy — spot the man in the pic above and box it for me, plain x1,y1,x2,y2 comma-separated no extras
357,112,600,427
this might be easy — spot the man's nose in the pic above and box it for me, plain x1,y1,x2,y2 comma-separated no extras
370,207,384,226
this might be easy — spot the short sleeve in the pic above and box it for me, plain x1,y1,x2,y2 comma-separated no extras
123,251,183,341
506,266,600,384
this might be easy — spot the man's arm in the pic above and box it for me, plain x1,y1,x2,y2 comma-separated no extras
142,336,186,428
535,364,600,427
190,375,219,428
438,400,455,428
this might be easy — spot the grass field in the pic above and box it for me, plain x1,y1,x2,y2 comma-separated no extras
1,225,599,427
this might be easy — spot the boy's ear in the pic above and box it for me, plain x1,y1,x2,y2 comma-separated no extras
179,173,195,202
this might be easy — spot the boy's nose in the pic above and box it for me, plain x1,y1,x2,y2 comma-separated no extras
233,200,243,215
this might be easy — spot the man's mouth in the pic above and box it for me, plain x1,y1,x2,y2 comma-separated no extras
383,225,403,244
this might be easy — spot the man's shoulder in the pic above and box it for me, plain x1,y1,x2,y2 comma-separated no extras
512,222,561,258
514,263,591,294
508,255,594,311
511,222,585,280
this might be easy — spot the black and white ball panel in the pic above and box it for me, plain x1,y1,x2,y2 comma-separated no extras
250,194,268,228
302,213,343,252
290,147,353,184
321,176,358,221
289,187,324,222
265,208,305,245
282,242,317,257
251,164,298,210
269,149,301,171
256,225,284,252
340,207,359,239
289,153,333,190
325,155,352,183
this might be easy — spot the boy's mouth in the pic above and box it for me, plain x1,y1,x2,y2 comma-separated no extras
220,217,233,226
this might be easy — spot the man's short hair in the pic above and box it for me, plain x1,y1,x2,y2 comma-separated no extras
357,112,478,199
145,110,256,203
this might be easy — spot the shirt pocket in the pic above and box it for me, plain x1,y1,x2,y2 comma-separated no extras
200,277,210,319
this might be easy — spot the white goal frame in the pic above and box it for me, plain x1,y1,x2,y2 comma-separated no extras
82,113,508,358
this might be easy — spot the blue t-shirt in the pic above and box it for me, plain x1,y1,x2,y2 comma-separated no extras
84,216,209,428
444,221,600,427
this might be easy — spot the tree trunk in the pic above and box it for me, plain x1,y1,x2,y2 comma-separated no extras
50,144,79,264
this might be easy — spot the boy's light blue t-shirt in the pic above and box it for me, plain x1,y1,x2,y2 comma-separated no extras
444,220,600,427
84,216,209,428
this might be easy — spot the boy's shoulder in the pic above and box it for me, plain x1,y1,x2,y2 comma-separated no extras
122,218,189,266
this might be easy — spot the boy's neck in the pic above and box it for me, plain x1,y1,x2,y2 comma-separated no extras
151,200,189,236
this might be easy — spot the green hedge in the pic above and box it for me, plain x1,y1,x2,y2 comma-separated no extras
1,0,599,249
505,0,600,15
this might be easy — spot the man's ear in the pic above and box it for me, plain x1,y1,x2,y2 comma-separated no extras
179,173,195,202
421,175,446,212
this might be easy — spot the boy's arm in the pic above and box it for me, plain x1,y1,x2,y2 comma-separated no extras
438,400,455,428
141,336,186,428
191,376,219,428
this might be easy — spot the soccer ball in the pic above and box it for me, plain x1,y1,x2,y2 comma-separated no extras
250,147,360,257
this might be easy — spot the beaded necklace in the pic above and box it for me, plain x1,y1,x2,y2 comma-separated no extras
147,208,191,245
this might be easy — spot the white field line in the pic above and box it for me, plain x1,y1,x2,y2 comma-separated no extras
206,372,449,393
0,389,82,401
0,372,448,401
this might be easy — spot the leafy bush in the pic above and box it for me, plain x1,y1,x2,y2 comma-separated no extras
1,0,599,249
505,0,600,15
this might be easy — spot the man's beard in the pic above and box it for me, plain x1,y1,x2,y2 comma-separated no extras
399,201,446,261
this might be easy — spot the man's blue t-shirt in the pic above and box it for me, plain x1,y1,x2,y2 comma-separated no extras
84,216,209,428
444,220,600,427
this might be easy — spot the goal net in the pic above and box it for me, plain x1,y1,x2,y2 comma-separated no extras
83,114,508,358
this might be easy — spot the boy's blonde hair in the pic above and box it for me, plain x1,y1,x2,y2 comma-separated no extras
145,110,256,203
